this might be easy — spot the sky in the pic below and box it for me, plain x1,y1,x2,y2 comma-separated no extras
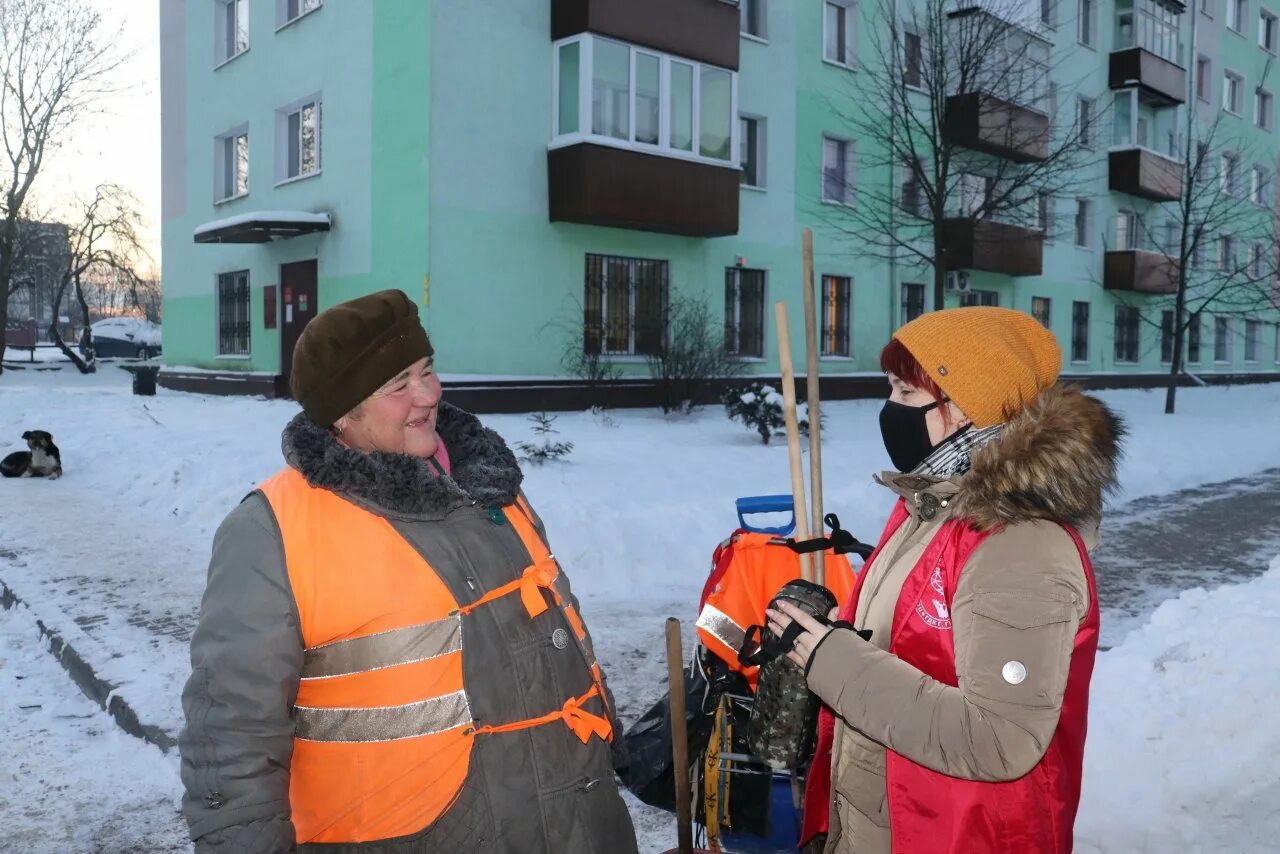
33,0,161,276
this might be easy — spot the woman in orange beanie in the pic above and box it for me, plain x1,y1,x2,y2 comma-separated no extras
768,306,1124,854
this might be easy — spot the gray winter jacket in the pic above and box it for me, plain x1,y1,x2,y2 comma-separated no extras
179,403,638,853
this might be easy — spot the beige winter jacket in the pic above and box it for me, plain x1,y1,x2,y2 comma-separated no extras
805,385,1122,854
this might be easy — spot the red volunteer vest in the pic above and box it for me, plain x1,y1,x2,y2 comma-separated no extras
802,500,1100,853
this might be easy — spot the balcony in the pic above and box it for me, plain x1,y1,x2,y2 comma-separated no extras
1109,147,1183,202
551,0,739,70
1109,48,1186,106
944,92,1050,163
549,143,739,237
1105,250,1179,294
942,218,1043,277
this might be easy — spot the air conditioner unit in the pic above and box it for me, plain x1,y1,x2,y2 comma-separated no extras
945,270,972,292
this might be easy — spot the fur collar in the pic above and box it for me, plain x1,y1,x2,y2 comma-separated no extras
281,402,523,520
952,384,1125,531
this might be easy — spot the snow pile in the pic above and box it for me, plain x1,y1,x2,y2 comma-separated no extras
1076,555,1280,852
92,316,162,346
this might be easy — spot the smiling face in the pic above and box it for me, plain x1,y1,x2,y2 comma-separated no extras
333,357,442,458
886,372,971,446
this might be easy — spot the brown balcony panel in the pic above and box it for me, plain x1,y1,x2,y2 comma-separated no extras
1109,148,1184,202
944,93,1050,163
548,143,739,237
1108,47,1187,106
551,0,739,70
1104,250,1180,294
943,218,1043,276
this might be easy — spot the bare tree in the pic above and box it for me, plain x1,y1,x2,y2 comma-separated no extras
646,294,744,414
821,0,1098,311
1106,109,1280,413
47,184,146,372
0,0,125,373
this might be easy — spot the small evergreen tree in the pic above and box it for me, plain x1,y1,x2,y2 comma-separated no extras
514,412,574,464
722,383,811,445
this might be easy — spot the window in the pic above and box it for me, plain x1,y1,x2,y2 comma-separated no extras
1042,0,1056,26
960,290,1000,307
820,275,852,357
1072,301,1090,362
554,36,738,166
903,31,923,88
741,0,767,38
957,172,990,217
215,129,249,202
725,268,766,358
1080,0,1097,45
1275,323,1280,361
1115,304,1140,363
1245,318,1262,360
1197,56,1212,101
1188,312,1202,362
216,270,250,357
1256,88,1274,129
740,116,765,187
1248,242,1266,277
1032,297,1052,328
1116,0,1182,62
1036,193,1055,239
1222,152,1240,194
1224,70,1244,114
901,158,924,216
1077,96,1095,147
278,98,321,182
1262,9,1278,49
824,0,857,67
1202,0,1215,15
583,254,669,357
901,283,926,323
822,136,854,204
278,0,320,27
216,0,248,65
1219,234,1236,270
1192,234,1205,268
1115,210,1136,250
1214,315,1233,361
1251,165,1270,203
1161,310,1176,362
1075,198,1092,247
1228,0,1246,32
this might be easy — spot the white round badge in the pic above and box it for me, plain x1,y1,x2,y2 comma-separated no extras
1002,661,1028,685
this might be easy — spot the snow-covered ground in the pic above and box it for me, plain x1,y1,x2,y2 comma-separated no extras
2,366,1280,852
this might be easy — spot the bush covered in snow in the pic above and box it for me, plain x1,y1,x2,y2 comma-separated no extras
722,382,811,444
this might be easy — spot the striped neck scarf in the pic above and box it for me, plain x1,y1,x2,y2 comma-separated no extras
912,423,1003,479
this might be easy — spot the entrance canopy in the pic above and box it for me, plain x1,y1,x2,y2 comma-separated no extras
194,210,331,244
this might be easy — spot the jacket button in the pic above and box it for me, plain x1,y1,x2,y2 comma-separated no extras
552,628,570,650
1002,661,1028,685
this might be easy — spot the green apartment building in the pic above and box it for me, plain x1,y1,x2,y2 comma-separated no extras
159,0,1280,401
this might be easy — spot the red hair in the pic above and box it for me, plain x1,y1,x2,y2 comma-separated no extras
880,337,945,402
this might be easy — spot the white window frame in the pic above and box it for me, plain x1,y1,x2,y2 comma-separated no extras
725,267,769,360
1036,192,1055,239
739,113,767,189
214,124,250,204
1224,69,1245,115
1251,164,1270,203
1274,322,1280,362
1261,8,1278,50
1079,0,1098,47
1074,198,1093,247
1228,0,1248,32
1202,0,1216,16
1114,304,1141,364
1222,151,1240,195
550,35,740,172
276,0,321,31
823,0,858,70
740,0,768,42
1196,55,1212,102
1071,300,1091,363
275,95,323,186
1256,87,1274,130
1078,95,1096,148
819,274,853,358
1245,318,1263,361
1214,315,1234,363
214,0,249,69
1248,241,1266,277
821,134,856,205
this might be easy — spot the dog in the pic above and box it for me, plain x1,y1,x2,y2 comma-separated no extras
1,430,63,479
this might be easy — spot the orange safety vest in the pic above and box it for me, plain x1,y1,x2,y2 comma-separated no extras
259,468,612,845
695,532,856,690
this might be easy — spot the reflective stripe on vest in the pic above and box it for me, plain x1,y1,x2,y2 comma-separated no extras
259,469,610,844
696,602,748,658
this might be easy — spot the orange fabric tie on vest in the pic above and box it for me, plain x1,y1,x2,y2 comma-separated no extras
458,556,560,619
475,686,612,744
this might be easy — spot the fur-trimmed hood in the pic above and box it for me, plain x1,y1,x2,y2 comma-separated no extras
883,385,1125,531
952,384,1125,530
281,402,523,520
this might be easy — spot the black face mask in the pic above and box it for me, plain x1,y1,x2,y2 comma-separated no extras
879,399,943,473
